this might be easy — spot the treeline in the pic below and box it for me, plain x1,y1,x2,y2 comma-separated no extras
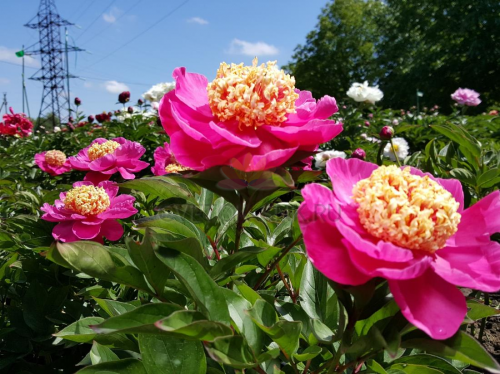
284,0,500,110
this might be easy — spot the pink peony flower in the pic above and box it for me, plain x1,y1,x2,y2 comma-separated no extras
451,88,481,106
151,142,190,176
299,157,500,340
41,181,137,243
34,150,72,176
0,107,33,137
159,60,342,172
68,137,149,184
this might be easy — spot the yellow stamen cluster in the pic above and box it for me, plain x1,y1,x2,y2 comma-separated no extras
207,58,299,129
352,166,461,253
44,150,67,166
165,163,190,174
87,140,121,161
64,185,110,216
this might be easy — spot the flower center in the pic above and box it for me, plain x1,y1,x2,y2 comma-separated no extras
207,58,299,129
352,166,461,253
64,185,110,216
392,144,399,152
44,150,67,166
165,163,190,174
87,140,121,161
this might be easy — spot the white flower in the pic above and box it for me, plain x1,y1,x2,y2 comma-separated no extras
151,102,160,110
383,137,409,161
315,150,347,169
143,82,175,102
346,81,384,104
53,126,61,133
392,119,399,126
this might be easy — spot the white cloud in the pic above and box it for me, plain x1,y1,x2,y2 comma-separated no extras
103,7,122,23
187,17,208,25
0,46,40,68
0,78,10,85
104,80,129,94
229,39,279,56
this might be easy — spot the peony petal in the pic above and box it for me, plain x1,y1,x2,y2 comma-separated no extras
100,220,124,241
326,158,378,205
264,119,343,146
389,270,467,339
72,221,101,239
209,121,262,148
89,154,116,171
83,171,111,185
433,241,500,292
98,181,119,199
117,167,136,179
172,67,213,115
52,221,79,242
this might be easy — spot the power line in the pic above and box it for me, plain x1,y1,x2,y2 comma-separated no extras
75,0,118,41
80,0,145,46
78,0,190,73
69,0,95,22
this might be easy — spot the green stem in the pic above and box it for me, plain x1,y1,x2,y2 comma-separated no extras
233,195,245,253
390,139,402,167
478,293,490,342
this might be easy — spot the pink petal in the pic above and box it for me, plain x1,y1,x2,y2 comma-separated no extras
117,167,136,179
100,220,124,241
99,181,119,199
171,67,213,115
389,270,467,339
89,154,116,171
209,121,262,148
84,172,111,185
73,221,101,239
53,221,79,242
326,158,378,205
263,119,343,146
299,184,371,285
433,241,500,292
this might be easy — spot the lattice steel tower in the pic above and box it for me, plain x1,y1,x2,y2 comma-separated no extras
25,0,83,127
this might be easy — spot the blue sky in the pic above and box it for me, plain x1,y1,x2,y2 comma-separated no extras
0,0,328,118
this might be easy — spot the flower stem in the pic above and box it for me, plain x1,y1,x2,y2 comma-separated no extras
390,139,402,167
233,195,245,253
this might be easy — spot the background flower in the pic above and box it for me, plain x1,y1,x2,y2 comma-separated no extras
0,108,33,138
314,149,346,169
151,142,190,176
34,150,72,176
41,181,137,243
451,88,481,106
383,137,409,161
143,82,175,103
347,81,384,104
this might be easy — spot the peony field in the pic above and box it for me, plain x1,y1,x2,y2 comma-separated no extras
1,1,500,373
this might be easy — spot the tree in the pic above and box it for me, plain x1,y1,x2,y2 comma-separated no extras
377,0,500,110
283,0,385,100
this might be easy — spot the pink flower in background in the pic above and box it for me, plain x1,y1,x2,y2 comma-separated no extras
69,137,149,184
159,59,342,172
0,108,33,137
299,157,500,340
151,142,190,176
451,88,481,106
34,150,72,176
41,181,137,243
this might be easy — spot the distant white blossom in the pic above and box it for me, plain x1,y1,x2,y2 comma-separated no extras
360,133,381,143
53,126,61,133
383,137,409,161
314,150,347,169
143,82,175,103
392,119,399,126
347,81,383,104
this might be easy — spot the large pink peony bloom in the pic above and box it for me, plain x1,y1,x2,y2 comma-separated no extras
159,61,342,172
34,150,72,176
451,88,481,106
151,142,190,176
299,157,500,340
41,181,137,243
68,137,149,184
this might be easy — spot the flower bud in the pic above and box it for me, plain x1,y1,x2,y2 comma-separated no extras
118,91,130,104
68,116,74,123
368,113,373,119
114,110,121,115
379,126,394,140
364,121,370,127
351,148,366,160
88,115,95,123
128,106,134,114
74,97,81,106
138,99,144,105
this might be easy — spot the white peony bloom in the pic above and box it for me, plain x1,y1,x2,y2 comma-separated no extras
53,126,61,133
315,150,347,169
346,81,384,104
143,82,175,103
383,137,409,161
392,119,399,126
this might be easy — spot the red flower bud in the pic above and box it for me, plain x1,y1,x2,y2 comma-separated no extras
351,148,366,160
118,91,130,104
74,97,81,106
127,106,134,114
88,115,95,123
379,126,394,140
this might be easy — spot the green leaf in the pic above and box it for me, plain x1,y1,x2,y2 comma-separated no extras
389,354,461,374
293,346,322,361
477,169,500,187
89,341,119,365
386,363,443,374
467,299,500,321
402,331,500,373
155,248,230,325
209,247,267,281
77,359,147,374
49,241,152,293
430,124,481,167
205,336,257,369
93,298,138,317
90,303,183,335
139,334,206,374
155,310,233,341
120,177,196,203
